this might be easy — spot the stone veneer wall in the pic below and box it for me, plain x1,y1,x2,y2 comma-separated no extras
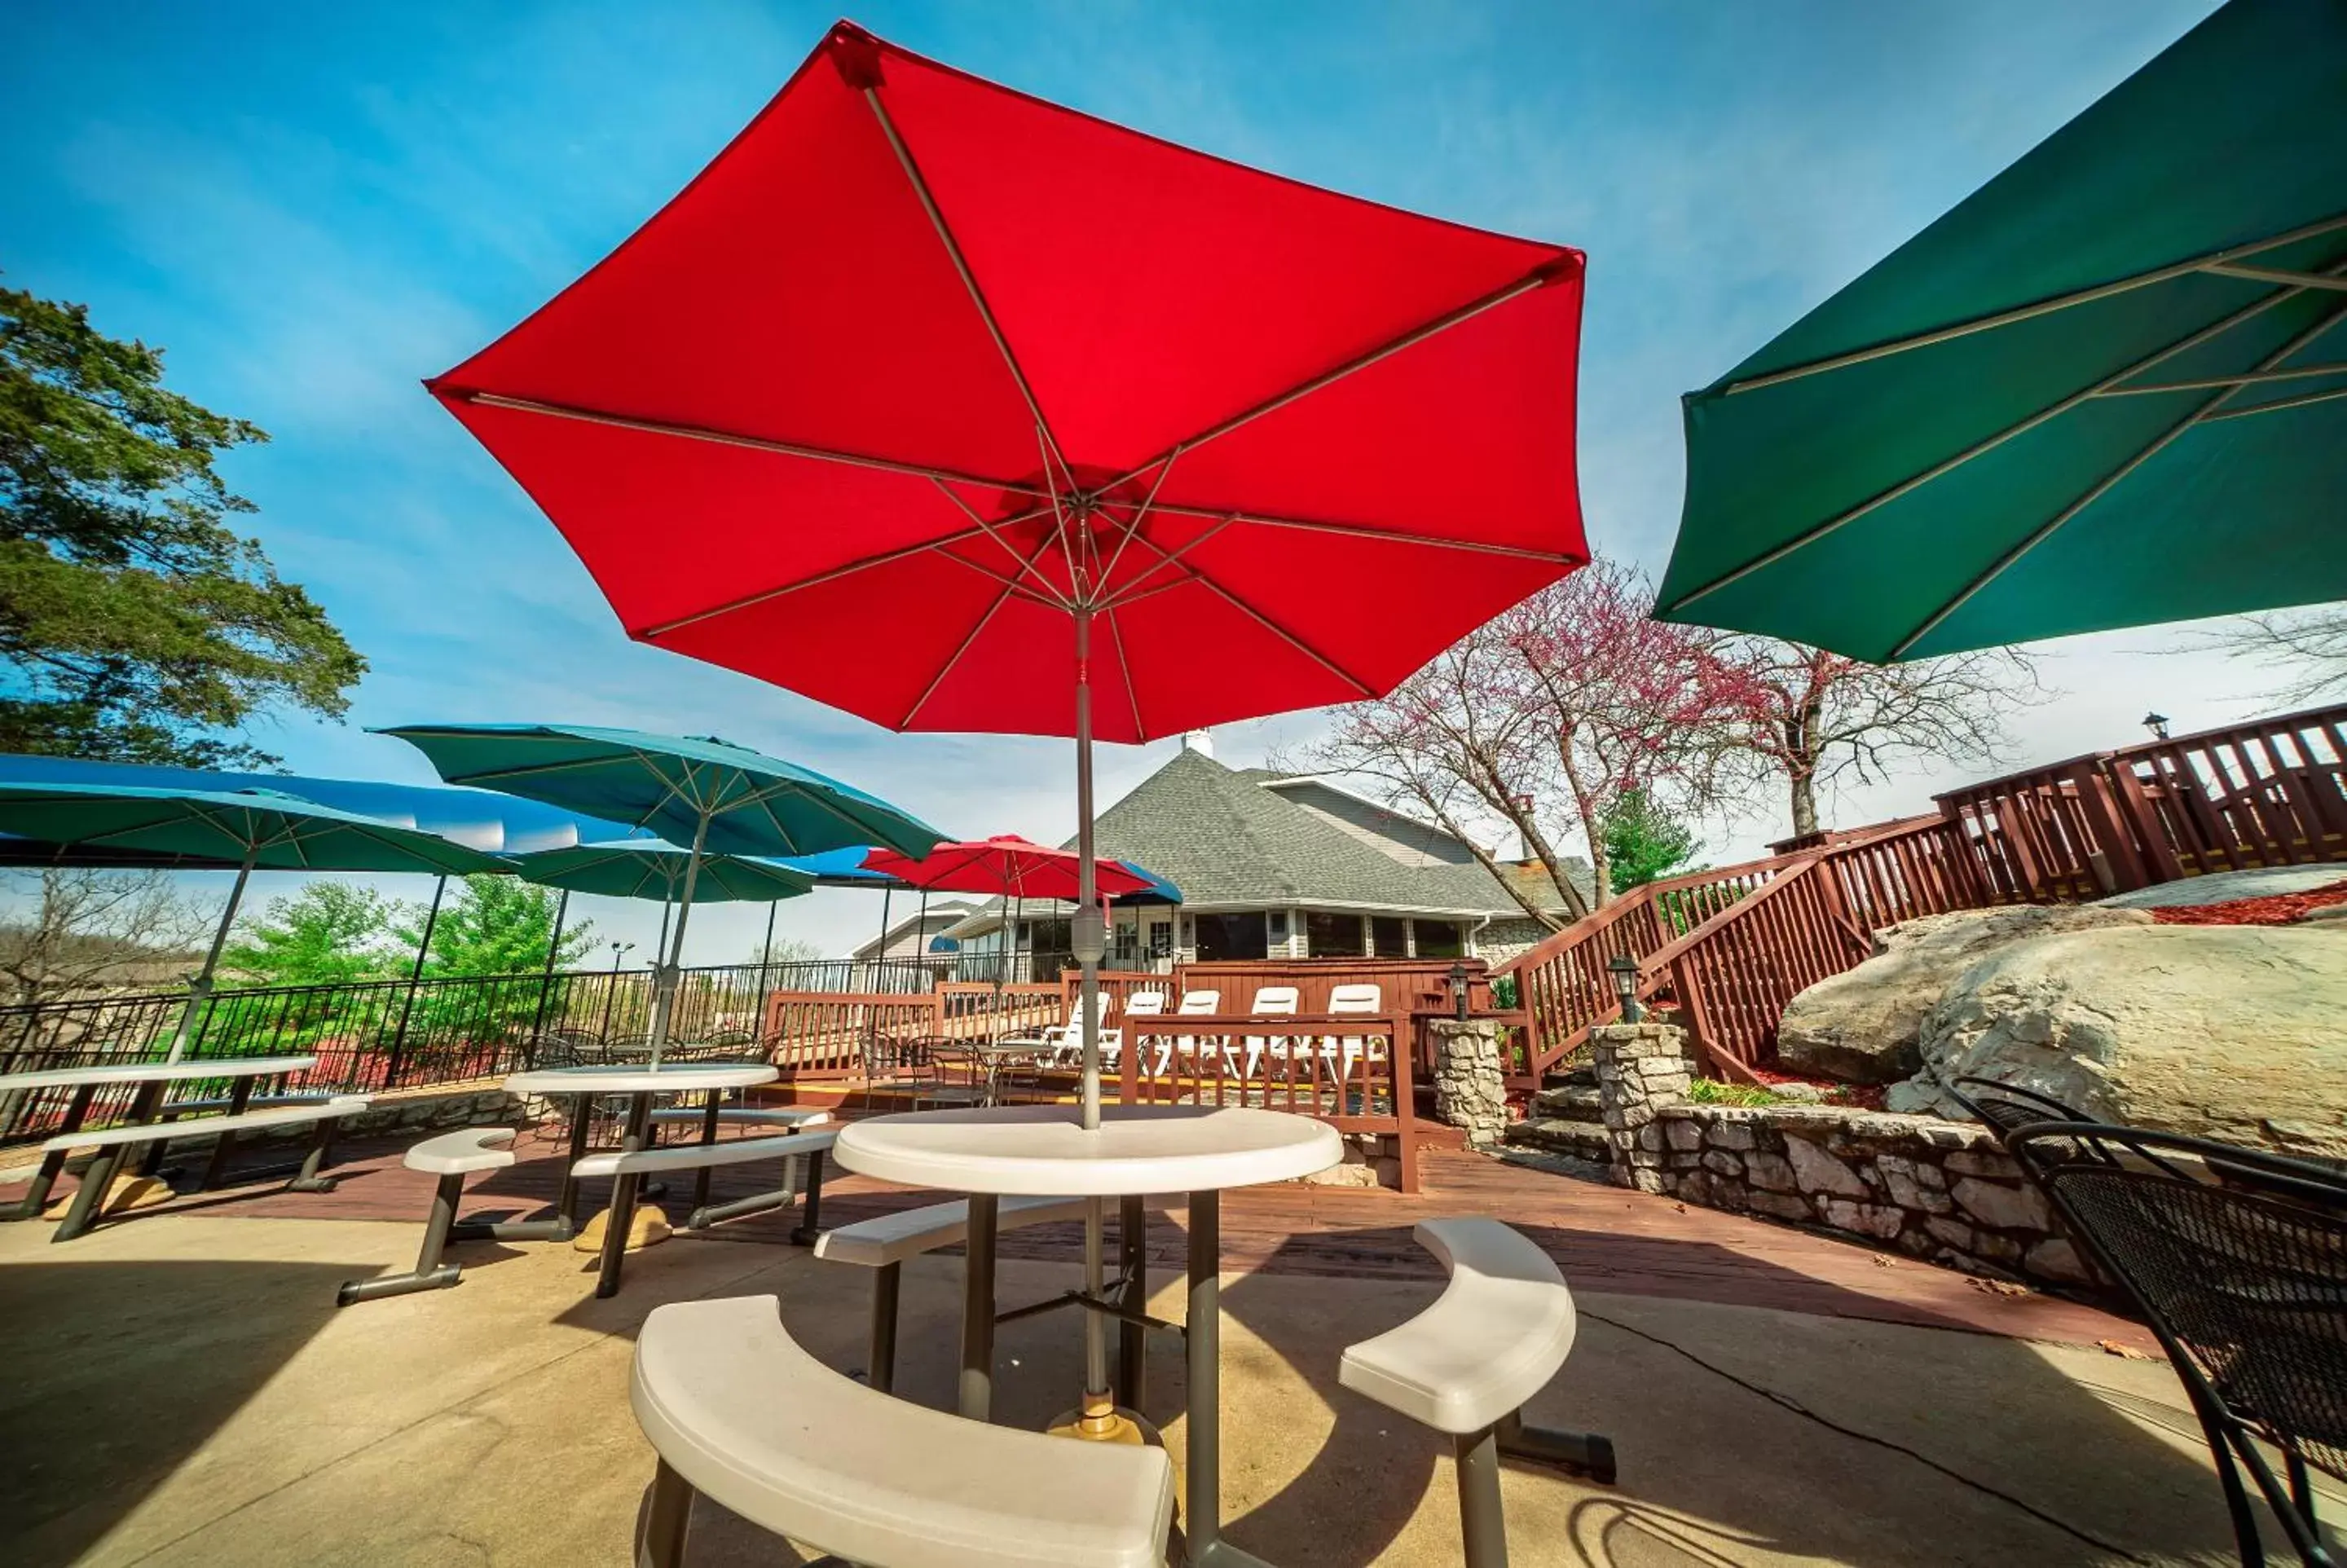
190,1087,525,1151
1591,1022,2088,1288
1429,1018,1508,1150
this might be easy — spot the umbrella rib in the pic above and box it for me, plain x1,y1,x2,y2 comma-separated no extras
1887,292,2347,660
1144,502,1584,564
447,391,1046,498
901,526,1065,729
1660,256,2347,616
1115,527,1376,697
2200,381,2347,421
1102,601,1147,741
1719,209,2347,395
1093,454,1180,602
1097,517,1238,610
859,86,1069,476
931,479,1074,609
2097,360,2347,395
1095,265,1562,493
936,548,1068,608
638,524,999,638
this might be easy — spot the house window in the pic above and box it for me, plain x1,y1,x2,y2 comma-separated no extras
1414,919,1464,958
1369,915,1407,957
1193,912,1267,961
1305,910,1366,957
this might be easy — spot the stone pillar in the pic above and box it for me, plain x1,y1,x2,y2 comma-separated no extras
1429,1019,1508,1150
1591,1021,1693,1194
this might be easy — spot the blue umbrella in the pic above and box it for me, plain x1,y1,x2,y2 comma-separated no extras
379,724,942,1061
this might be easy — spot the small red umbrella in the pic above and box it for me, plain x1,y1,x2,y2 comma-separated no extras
429,19,1587,1453
863,835,1154,902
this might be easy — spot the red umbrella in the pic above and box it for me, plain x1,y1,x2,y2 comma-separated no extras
864,835,1154,902
429,19,1587,1453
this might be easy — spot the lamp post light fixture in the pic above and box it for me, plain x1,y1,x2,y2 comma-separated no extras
1606,953,1641,1024
1448,958,1470,1023
2143,711,2171,742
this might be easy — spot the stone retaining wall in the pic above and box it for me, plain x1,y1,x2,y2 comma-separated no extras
183,1087,525,1151
1592,1022,2088,1288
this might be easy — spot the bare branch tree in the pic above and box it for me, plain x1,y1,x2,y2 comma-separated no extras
0,867,217,1006
1708,640,2053,839
2195,606,2347,707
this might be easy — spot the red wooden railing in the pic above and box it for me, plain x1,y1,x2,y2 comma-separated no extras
1495,816,1971,1084
1937,703,2347,901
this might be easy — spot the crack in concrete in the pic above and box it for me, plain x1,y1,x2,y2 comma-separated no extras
1580,1308,2154,1564
113,1244,790,1566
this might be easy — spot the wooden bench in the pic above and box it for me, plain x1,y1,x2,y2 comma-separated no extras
46,1095,372,1242
572,1129,838,1298
632,1294,1174,1568
813,1194,1090,1394
1339,1217,1615,1568
337,1127,524,1306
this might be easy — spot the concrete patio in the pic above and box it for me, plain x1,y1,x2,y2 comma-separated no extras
2,1134,2330,1568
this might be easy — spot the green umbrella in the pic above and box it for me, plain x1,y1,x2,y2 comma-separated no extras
1658,0,2347,662
0,782,508,1060
379,724,941,1061
510,840,815,903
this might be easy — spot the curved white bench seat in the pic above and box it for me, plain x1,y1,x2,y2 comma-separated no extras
646,1105,832,1130
632,1295,1174,1568
570,1127,835,1180
578,1129,840,1300
43,1095,372,1152
403,1126,517,1175
340,1124,527,1307
814,1194,1090,1394
1340,1218,1614,1568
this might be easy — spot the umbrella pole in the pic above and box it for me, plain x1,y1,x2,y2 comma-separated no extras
1072,606,1124,1441
760,900,777,997
386,874,450,1089
914,889,928,989
165,846,258,1064
646,813,710,1067
874,883,892,991
528,888,571,1047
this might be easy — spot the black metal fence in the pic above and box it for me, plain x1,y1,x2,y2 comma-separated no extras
0,953,1097,1147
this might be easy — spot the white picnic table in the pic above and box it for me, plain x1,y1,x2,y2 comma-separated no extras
834,1103,1340,1568
0,1055,323,1222
502,1062,780,1242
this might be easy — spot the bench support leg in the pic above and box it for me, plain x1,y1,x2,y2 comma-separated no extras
3,1084,94,1220
198,1078,258,1191
286,1117,342,1193
1495,1408,1617,1486
338,1173,468,1306
959,1192,998,1421
868,1260,901,1394
1117,1193,1147,1412
636,1459,693,1568
553,1095,593,1239
1455,1424,1510,1568
54,1144,133,1242
787,1150,826,1245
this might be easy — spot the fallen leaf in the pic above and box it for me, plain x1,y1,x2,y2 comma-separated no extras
1672,1201,1687,1213
1871,1254,1896,1268
1966,1276,2030,1297
2098,1339,2154,1360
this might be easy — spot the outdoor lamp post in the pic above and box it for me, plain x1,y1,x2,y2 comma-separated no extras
1449,959,1470,1023
2143,712,2172,742
1607,954,1641,1024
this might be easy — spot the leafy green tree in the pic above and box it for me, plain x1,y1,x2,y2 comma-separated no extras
221,882,399,987
399,874,596,979
0,284,364,766
1601,786,1706,897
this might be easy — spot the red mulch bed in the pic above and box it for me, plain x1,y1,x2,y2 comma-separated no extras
2147,877,2347,926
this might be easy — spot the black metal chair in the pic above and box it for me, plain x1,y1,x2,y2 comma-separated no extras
1948,1074,2095,1143
2008,1123,2347,1566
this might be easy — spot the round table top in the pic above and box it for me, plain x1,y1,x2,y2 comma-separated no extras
504,1063,779,1095
833,1104,1345,1196
0,1055,319,1091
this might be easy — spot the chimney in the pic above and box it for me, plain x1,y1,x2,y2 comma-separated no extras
1182,729,1214,759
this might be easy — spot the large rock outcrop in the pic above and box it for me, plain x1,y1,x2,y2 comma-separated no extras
1775,905,2153,1084
1887,923,2347,1157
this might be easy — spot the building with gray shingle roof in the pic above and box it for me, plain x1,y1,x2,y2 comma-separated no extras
1072,737,1587,965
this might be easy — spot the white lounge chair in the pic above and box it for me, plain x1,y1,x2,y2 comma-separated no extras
1151,989,1224,1077
1319,983,1385,1106
1238,985,1300,1084
1121,991,1168,1076
1005,992,1118,1068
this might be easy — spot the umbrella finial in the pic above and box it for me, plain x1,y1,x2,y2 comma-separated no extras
826,21,885,89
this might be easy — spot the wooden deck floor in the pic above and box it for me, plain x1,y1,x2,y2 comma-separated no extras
4,1121,2157,1353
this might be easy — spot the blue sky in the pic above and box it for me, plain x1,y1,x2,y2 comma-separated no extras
3,0,2257,958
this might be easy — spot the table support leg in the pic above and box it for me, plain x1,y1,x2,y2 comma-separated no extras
2,1083,94,1219
1187,1189,1219,1557
197,1077,258,1190
1117,1193,1147,1412
959,1192,998,1421
54,1081,165,1244
690,1090,722,1213
594,1093,654,1300
553,1095,592,1239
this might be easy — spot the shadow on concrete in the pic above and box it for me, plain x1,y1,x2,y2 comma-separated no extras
0,1257,358,1567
